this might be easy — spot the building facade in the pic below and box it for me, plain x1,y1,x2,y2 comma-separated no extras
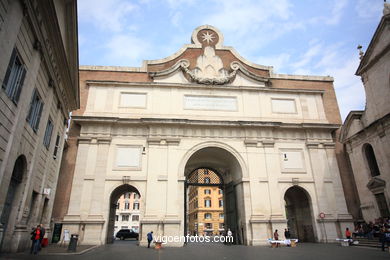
0,0,79,252
187,169,224,236
114,192,141,236
340,4,390,222
56,25,353,246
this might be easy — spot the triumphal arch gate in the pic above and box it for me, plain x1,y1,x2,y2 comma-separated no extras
60,25,353,246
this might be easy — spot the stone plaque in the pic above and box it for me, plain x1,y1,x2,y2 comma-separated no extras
116,146,141,168
184,95,237,111
120,93,147,108
272,98,296,113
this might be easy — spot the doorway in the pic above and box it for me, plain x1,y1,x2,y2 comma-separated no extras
107,184,141,244
0,155,26,249
183,146,244,245
284,186,315,242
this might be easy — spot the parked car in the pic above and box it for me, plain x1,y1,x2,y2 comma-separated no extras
116,229,139,240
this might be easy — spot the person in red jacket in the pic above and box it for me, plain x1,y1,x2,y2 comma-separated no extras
31,225,41,255
345,228,352,239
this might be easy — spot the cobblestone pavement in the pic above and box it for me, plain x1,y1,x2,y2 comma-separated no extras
1,240,389,260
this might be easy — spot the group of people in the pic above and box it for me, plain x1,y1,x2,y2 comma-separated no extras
30,224,45,255
345,218,390,251
272,228,291,247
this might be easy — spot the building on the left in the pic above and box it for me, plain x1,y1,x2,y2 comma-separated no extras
0,0,79,252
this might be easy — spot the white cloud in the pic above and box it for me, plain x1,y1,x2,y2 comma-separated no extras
355,0,383,19
255,53,291,72
292,43,322,69
104,34,152,66
78,0,137,32
326,0,348,25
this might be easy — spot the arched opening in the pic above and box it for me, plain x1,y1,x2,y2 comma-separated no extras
284,186,315,242
0,155,27,236
363,144,381,177
106,184,141,244
184,146,244,244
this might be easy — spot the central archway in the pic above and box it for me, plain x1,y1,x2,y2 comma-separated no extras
106,184,141,244
183,146,245,244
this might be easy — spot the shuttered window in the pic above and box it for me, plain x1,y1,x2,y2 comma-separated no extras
27,89,44,132
2,48,26,104
43,119,54,148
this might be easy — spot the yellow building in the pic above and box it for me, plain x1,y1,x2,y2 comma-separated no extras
188,169,224,236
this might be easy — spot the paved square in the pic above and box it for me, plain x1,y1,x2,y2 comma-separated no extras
1,241,389,260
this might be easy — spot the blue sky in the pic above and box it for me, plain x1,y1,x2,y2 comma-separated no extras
78,0,384,121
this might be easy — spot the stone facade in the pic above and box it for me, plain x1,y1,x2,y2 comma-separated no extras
187,169,224,236
114,192,141,235
340,4,390,222
55,25,353,247
0,0,78,252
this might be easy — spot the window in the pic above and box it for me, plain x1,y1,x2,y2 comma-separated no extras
116,203,120,209
134,193,140,199
27,89,44,131
204,213,212,219
115,215,119,221
364,144,381,177
124,202,130,209
133,202,140,210
219,223,225,229
43,119,54,149
204,177,210,184
132,215,139,221
204,199,211,207
122,215,129,221
218,189,223,195
205,223,212,229
375,193,390,218
204,169,209,175
125,193,131,199
219,199,223,207
204,189,211,195
2,48,26,104
194,200,198,209
53,134,60,159
219,213,224,219
194,213,197,219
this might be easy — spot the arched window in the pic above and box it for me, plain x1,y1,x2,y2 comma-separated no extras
364,144,381,177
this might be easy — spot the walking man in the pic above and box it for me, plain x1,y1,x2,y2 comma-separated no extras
39,224,46,250
227,228,233,245
31,225,41,255
274,229,280,248
147,231,153,248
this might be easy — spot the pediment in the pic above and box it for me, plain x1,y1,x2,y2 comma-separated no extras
356,13,390,75
148,25,271,87
367,177,386,191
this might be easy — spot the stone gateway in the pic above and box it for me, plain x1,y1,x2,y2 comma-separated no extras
54,25,353,246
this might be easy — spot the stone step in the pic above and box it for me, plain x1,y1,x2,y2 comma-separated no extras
353,238,383,248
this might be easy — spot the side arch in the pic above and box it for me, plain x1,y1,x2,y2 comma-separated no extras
283,185,316,242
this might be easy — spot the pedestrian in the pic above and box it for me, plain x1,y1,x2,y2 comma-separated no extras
30,227,36,254
345,227,351,239
227,228,233,245
274,229,279,248
39,224,46,250
147,231,153,248
284,228,291,239
31,225,41,255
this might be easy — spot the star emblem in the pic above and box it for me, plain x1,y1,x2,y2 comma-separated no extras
202,31,215,44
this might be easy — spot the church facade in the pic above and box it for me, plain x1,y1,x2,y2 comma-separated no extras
56,25,353,246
